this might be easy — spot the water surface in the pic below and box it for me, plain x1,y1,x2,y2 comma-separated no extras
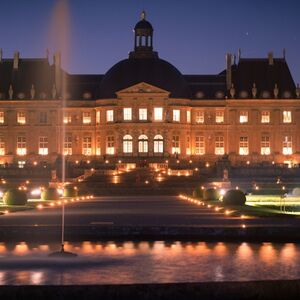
0,241,299,285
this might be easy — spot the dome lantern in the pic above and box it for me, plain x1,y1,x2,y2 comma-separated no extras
133,11,154,54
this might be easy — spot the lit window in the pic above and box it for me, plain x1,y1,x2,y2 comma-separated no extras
239,111,248,123
283,111,292,123
196,111,204,124
261,136,270,155
139,108,147,121
40,112,47,124
0,136,5,155
17,136,26,156
173,109,180,122
123,108,132,121
63,113,71,124
106,110,114,122
0,112,5,124
106,136,114,154
154,135,163,153
215,136,224,155
96,111,101,124
83,112,92,124
261,111,270,123
239,137,249,155
82,137,92,155
215,111,224,123
195,136,205,155
18,161,26,169
154,107,163,121
123,135,133,153
38,136,48,155
186,111,191,123
172,135,180,154
138,135,148,153
63,135,72,155
96,136,101,155
283,136,292,155
17,112,26,125
186,136,191,155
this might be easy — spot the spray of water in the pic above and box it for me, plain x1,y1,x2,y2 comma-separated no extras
48,0,72,254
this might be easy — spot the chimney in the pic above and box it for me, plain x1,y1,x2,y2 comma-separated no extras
226,53,232,90
13,51,20,69
54,52,62,94
283,48,286,59
268,51,274,65
238,48,241,61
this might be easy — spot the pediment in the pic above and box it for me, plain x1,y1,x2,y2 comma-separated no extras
116,82,170,95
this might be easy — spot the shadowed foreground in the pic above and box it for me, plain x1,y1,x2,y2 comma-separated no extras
0,281,300,300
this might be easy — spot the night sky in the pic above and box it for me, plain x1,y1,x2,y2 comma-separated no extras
0,0,299,83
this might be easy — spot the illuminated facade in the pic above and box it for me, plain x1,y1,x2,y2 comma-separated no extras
0,12,300,167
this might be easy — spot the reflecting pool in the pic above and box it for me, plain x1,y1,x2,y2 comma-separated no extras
0,241,299,285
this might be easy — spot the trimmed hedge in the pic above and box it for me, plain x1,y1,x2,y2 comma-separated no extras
3,188,28,206
193,186,204,198
203,188,220,201
63,187,78,198
41,188,60,201
223,189,246,206
251,189,284,195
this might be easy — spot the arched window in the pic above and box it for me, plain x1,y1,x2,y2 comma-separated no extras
154,135,163,153
138,135,148,153
123,135,133,153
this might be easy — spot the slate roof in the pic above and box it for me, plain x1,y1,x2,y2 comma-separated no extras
0,58,54,99
66,74,104,100
0,55,297,101
184,74,227,100
232,58,296,98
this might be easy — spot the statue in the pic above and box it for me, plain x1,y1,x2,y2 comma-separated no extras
230,83,235,98
30,84,35,99
252,83,257,98
274,84,279,98
141,10,146,20
51,170,58,181
223,168,229,181
52,84,57,99
8,84,13,100
296,84,300,98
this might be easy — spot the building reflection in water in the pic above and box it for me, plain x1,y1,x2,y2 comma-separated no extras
30,271,44,285
0,272,5,285
280,243,296,263
237,242,253,261
0,241,299,285
214,242,228,257
259,242,277,264
13,242,29,256
0,243,6,254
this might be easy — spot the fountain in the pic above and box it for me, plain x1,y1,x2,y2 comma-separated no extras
47,0,77,258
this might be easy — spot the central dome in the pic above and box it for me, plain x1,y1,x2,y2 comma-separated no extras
99,12,190,99
99,57,190,99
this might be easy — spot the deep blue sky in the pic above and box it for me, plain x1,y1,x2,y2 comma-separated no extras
0,0,299,83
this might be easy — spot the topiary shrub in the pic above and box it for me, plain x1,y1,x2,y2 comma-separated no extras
203,188,220,201
3,188,28,206
63,187,78,198
41,188,60,201
292,188,300,196
223,189,246,206
193,186,204,198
